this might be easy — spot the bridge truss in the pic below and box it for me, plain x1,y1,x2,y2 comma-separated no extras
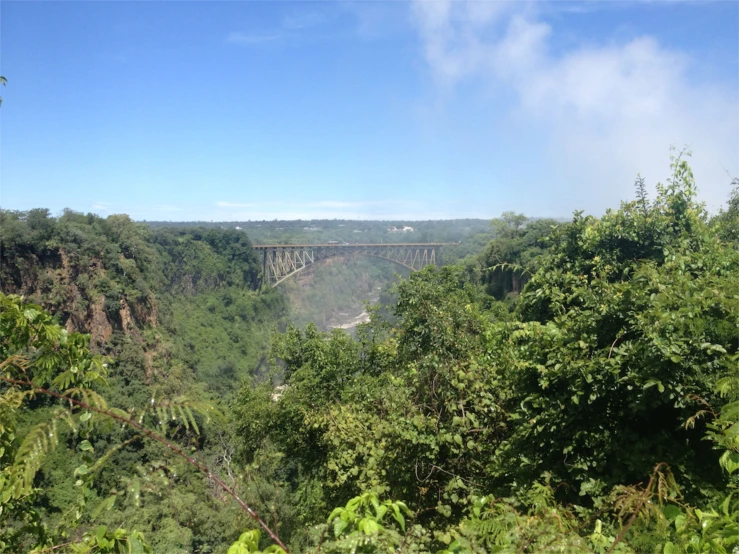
253,243,444,287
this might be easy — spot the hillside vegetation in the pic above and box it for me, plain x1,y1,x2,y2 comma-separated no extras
146,219,492,249
1,157,739,553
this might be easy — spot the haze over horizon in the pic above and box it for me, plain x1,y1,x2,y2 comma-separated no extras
1,0,737,221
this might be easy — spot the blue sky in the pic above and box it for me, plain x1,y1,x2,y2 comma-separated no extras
1,0,737,221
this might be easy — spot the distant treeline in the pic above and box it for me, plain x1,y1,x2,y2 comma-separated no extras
145,218,495,246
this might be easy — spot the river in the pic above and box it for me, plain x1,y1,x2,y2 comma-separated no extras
327,288,380,332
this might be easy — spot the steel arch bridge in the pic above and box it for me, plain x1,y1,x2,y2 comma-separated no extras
253,243,445,287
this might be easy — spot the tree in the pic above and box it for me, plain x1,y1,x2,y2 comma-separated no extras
482,215,559,298
0,293,289,552
712,177,739,245
233,156,739,553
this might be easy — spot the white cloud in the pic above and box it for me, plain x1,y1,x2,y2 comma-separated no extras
411,0,739,211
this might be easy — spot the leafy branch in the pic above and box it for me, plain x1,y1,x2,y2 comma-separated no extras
0,374,290,553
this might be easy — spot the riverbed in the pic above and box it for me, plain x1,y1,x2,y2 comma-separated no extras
327,288,380,332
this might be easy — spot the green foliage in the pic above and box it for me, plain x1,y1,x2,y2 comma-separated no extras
6,156,739,553
0,293,231,553
0,293,118,551
314,492,419,553
230,157,739,553
481,212,561,299
712,177,739,245
227,530,286,554
147,219,491,247
62,526,152,554
151,227,261,292
497,153,739,501
0,209,290,552
161,286,285,389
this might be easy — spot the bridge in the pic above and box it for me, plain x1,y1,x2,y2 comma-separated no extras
253,243,445,287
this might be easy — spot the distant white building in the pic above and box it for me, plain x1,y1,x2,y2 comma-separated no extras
388,226,414,233
234,226,242,230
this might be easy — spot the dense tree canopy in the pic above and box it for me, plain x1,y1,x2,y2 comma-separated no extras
228,156,739,552
1,157,738,552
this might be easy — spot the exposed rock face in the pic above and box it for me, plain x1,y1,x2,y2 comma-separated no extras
119,298,141,339
1,245,164,383
181,274,195,296
1,247,156,348
132,292,158,327
88,295,113,351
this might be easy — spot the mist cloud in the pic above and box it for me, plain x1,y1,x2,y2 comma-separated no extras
411,0,738,212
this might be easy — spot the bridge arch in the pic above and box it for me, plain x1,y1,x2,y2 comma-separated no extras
252,243,444,287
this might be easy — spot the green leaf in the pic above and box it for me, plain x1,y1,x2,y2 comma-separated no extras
92,496,116,519
23,308,39,322
129,536,144,554
359,517,381,535
227,544,249,554
719,451,739,475
334,517,348,537
237,530,260,550
327,507,343,523
392,504,406,532
644,380,665,393
663,504,682,522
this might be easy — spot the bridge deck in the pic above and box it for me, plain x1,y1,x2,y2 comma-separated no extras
253,243,446,248
256,242,445,286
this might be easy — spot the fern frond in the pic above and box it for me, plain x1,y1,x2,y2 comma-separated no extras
716,376,739,398
63,387,109,411
184,405,199,434
107,407,132,420
0,355,31,377
51,370,76,390
0,387,25,413
143,396,222,435
10,408,74,498
719,401,739,423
